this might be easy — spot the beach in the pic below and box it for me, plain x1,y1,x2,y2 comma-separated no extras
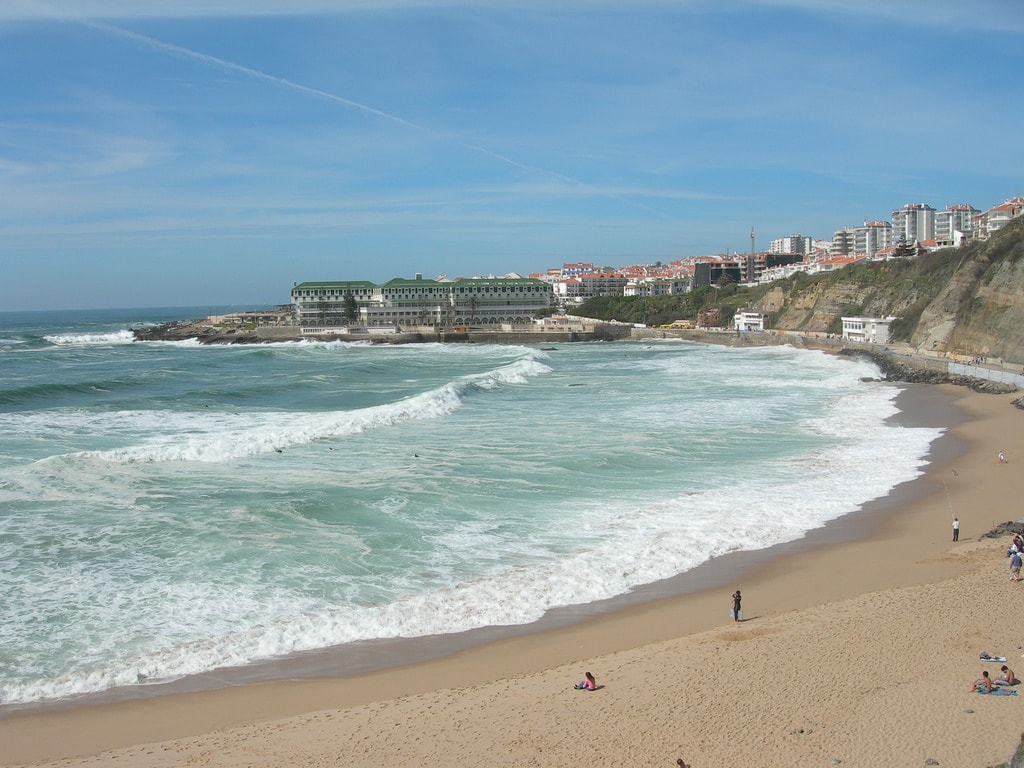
2,382,1023,767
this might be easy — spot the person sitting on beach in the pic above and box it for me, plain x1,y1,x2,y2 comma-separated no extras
574,671,596,691
997,665,1017,686
971,670,995,693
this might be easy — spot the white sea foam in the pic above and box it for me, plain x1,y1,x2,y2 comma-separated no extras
0,337,943,706
43,330,136,346
35,353,550,464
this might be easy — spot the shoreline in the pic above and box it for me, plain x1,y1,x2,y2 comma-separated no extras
4,382,1023,766
0,382,954,714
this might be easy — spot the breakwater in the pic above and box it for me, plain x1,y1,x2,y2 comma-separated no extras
132,320,634,345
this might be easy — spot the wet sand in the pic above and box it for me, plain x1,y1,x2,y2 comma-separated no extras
2,384,1023,767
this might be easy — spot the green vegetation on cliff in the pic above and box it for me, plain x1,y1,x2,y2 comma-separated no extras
570,285,725,327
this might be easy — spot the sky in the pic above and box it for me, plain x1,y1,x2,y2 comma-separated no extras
2,1,1023,311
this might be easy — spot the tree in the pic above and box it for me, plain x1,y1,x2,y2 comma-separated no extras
342,291,358,323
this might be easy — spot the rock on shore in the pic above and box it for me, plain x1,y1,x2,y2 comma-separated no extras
838,348,1018,394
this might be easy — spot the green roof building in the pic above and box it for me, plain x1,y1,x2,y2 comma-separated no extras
290,275,552,329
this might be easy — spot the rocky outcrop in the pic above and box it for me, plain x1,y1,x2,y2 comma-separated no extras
837,349,1017,393
132,321,276,344
133,321,633,346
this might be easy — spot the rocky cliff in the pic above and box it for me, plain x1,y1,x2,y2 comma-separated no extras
752,218,1024,365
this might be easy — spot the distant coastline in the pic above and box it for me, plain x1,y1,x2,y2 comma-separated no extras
132,314,1022,398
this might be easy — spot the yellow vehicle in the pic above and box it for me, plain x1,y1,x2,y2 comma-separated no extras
659,320,694,329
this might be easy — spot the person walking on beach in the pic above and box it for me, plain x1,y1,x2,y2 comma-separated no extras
732,590,742,623
1010,550,1022,581
952,517,959,542
999,451,1006,464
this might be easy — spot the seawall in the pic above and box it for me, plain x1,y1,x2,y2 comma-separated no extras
632,327,1022,394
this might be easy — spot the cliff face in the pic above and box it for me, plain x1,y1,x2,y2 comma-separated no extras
754,219,1024,364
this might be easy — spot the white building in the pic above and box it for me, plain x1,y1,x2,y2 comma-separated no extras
291,275,553,328
624,277,691,297
841,316,896,344
854,221,893,259
757,262,808,283
974,197,1024,238
891,203,935,245
559,262,595,278
769,234,812,255
935,204,979,242
831,227,856,256
733,309,768,332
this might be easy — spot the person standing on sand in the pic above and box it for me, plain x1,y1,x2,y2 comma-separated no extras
952,517,959,542
732,590,742,622
1010,550,1022,581
999,451,1006,463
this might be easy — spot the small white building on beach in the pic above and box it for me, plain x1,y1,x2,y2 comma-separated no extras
733,309,768,332
841,316,896,344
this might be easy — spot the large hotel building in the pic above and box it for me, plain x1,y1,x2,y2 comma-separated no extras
290,274,553,328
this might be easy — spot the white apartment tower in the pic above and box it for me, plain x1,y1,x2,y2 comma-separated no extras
768,234,812,255
854,221,893,258
891,203,935,244
830,227,856,257
934,204,979,242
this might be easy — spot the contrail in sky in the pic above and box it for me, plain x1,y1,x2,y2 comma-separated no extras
83,18,681,223
84,19,426,132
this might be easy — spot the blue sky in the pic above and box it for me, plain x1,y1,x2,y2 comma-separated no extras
2,1,1022,311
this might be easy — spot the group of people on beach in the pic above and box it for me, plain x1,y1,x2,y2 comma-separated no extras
970,664,1017,694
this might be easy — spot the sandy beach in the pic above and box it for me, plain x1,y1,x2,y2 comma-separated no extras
3,382,1023,768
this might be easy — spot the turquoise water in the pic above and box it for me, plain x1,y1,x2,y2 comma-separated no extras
0,308,940,705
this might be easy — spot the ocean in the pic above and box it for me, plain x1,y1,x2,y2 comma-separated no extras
0,307,941,707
